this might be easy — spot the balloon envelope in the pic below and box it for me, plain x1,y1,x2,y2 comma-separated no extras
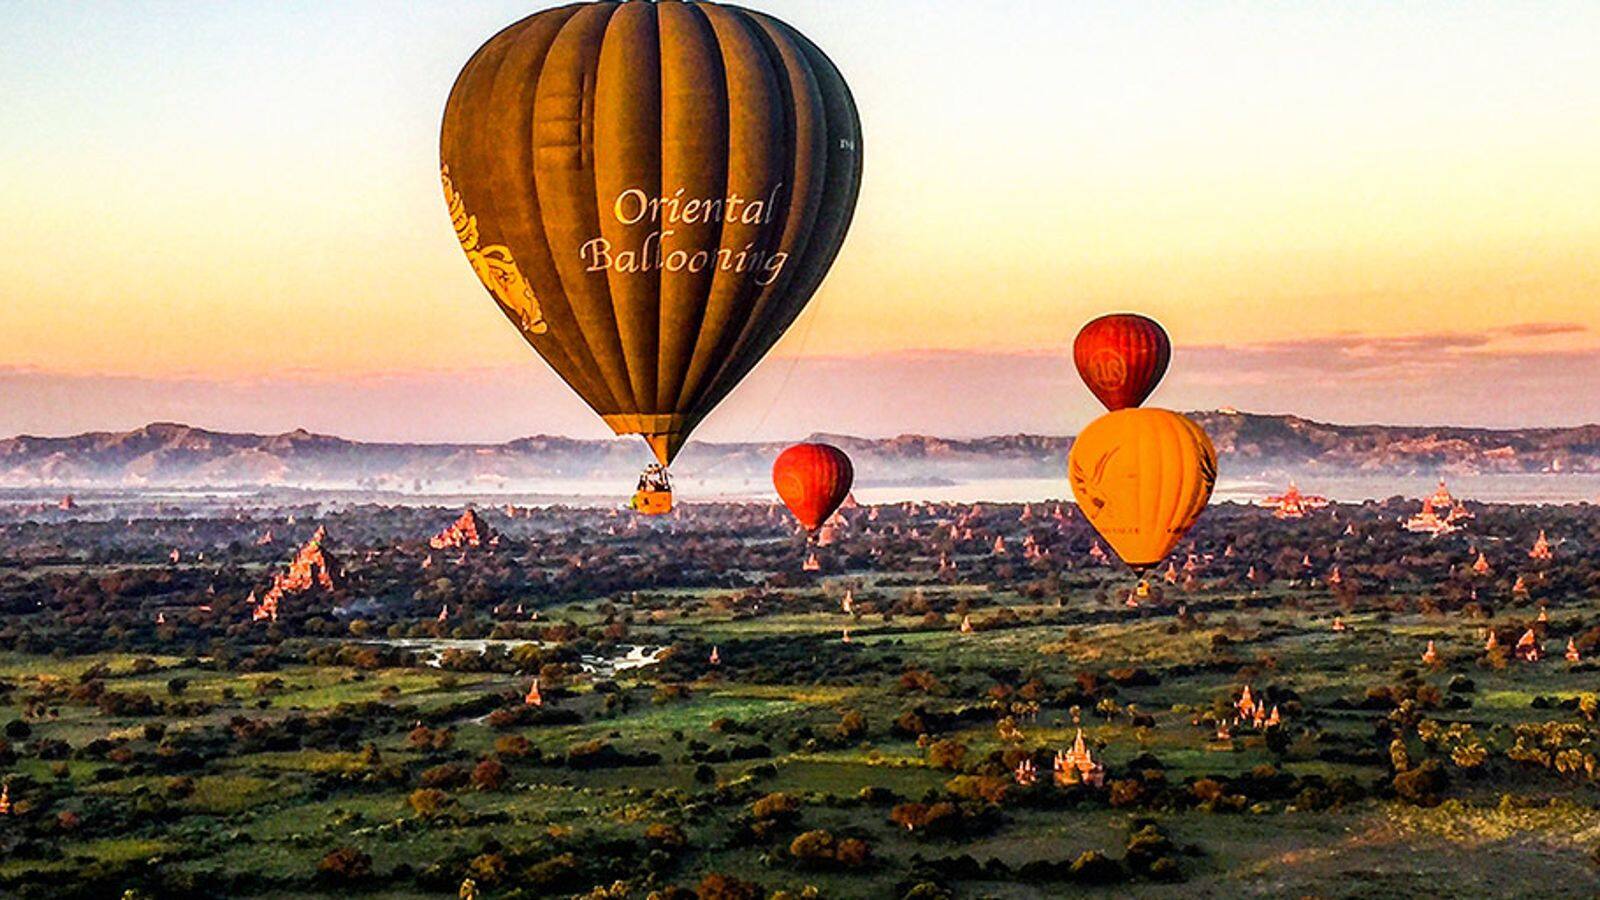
773,442,854,531
1074,314,1171,411
1068,408,1216,569
441,1,863,465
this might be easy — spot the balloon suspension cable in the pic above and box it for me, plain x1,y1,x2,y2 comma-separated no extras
693,297,825,483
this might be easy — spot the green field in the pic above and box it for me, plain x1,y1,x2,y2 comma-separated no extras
2,500,1599,897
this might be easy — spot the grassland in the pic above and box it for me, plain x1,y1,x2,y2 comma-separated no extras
1,499,1598,898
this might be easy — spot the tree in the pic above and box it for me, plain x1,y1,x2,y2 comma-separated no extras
1392,759,1449,806
472,758,507,791
318,847,373,884
408,788,451,819
696,873,763,900
926,739,967,771
788,829,835,866
751,792,801,821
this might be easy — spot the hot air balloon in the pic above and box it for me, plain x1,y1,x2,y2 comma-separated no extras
1073,314,1171,411
440,1,863,502
1068,408,1216,570
773,442,854,532
630,463,674,515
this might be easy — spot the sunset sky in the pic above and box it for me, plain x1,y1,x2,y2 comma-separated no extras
4,1,1599,441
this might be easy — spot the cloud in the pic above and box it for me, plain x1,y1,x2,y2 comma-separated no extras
6,322,1600,440
1502,321,1589,338
1181,322,1595,381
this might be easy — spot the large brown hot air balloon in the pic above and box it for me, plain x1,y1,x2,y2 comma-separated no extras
773,442,854,532
1068,408,1216,570
441,1,863,468
1073,314,1171,411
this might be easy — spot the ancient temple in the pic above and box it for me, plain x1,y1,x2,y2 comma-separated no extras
1428,479,1456,508
524,678,542,707
429,509,496,550
0,783,11,815
282,529,341,592
1515,629,1541,662
1422,641,1440,666
251,590,278,623
253,527,343,620
1053,729,1105,787
1566,638,1581,663
1529,530,1553,561
1014,757,1038,786
1404,498,1456,536
803,552,822,572
1472,552,1492,576
1237,685,1257,719
1259,481,1329,519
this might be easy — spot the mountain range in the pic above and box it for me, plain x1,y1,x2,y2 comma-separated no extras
1,411,1598,490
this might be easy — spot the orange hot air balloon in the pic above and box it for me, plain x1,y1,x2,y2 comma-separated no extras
1074,314,1171,411
1068,408,1216,569
773,443,854,532
440,2,863,468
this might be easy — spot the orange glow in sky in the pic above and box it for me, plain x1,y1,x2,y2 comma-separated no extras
3,2,1599,438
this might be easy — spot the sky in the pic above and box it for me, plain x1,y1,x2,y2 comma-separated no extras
3,1,1599,442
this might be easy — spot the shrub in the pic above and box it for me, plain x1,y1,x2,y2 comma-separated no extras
645,822,687,849
408,788,451,819
471,758,507,791
1069,849,1124,883
317,846,372,884
695,872,763,900
751,792,801,821
926,739,967,771
494,735,532,759
419,762,470,790
788,829,836,866
1393,759,1449,806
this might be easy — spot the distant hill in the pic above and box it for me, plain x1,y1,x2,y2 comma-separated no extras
2,412,1598,489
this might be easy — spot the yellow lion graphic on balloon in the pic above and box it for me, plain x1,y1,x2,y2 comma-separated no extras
442,166,546,336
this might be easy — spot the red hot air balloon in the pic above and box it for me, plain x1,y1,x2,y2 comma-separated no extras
773,443,854,532
1073,314,1171,411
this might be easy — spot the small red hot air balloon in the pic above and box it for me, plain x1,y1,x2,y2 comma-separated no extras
773,443,854,532
1074,314,1171,411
